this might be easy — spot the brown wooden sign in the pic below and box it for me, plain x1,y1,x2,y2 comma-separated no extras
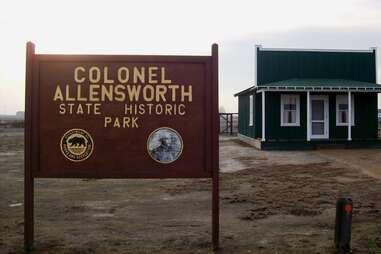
24,42,219,250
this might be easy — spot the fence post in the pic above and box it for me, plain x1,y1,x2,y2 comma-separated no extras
229,113,233,136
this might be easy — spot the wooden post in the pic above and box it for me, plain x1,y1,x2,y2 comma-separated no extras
224,114,229,133
230,114,233,135
211,43,219,251
25,41,35,251
237,113,239,134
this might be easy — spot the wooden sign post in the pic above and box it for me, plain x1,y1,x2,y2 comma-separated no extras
24,42,219,251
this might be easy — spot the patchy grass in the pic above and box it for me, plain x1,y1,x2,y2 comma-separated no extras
1,134,381,253
368,238,381,254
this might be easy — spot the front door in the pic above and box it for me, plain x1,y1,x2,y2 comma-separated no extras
310,95,329,139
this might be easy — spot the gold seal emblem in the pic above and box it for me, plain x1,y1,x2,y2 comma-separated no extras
60,129,94,162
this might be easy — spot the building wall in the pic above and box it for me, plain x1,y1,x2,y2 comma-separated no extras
238,92,378,141
329,93,378,140
255,92,262,139
238,93,255,137
265,92,307,140
257,50,376,85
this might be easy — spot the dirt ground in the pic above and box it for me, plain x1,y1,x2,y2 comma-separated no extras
1,131,381,254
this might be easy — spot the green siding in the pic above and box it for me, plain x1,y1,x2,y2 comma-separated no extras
257,50,376,85
238,93,255,137
238,92,378,142
265,92,307,140
329,93,378,140
255,92,262,138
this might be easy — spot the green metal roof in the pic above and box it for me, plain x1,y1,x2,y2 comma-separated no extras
257,78,381,92
234,78,381,96
260,78,379,88
233,86,255,97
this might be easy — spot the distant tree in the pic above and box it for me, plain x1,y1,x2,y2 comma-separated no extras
219,106,226,113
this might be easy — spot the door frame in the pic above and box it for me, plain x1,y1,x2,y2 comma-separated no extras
310,95,329,139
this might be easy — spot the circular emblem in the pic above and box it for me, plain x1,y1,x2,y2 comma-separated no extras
60,129,94,162
147,127,183,164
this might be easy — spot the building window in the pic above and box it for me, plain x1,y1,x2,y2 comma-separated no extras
281,94,300,126
336,95,354,126
249,95,253,126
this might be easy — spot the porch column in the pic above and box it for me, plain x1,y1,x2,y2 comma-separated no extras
348,91,352,141
307,91,311,141
262,90,266,141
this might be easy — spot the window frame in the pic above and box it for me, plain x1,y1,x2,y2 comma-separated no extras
280,94,300,127
336,94,355,126
249,95,253,126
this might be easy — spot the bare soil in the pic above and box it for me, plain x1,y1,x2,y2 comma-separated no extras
1,132,381,253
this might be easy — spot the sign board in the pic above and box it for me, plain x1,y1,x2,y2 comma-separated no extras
24,43,219,250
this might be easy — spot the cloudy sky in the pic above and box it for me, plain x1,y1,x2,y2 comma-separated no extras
1,0,381,114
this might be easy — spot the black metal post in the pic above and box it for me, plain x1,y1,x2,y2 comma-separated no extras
335,198,353,253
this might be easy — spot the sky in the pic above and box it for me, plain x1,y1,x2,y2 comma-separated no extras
1,0,381,114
